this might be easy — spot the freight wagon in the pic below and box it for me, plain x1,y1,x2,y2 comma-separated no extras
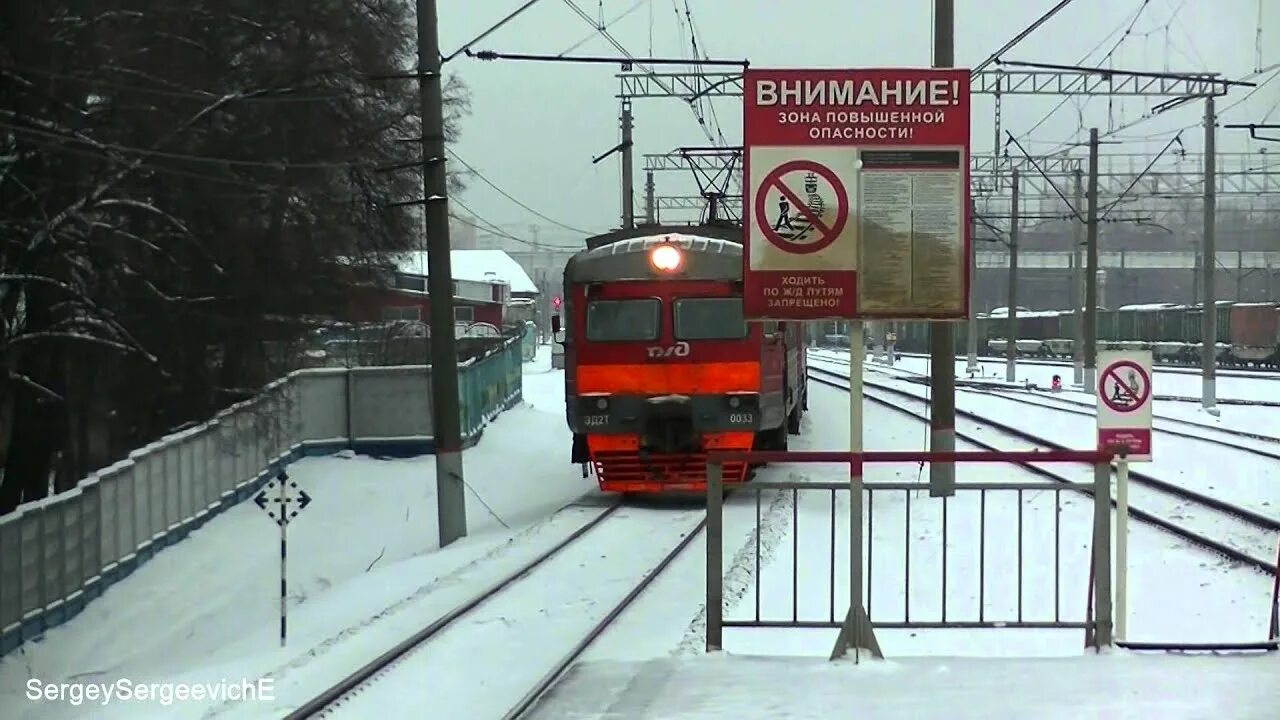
818,301,1280,369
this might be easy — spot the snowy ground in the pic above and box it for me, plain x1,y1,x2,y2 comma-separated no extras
528,652,1280,719
813,347,1280,442
0,348,597,720
2,345,1275,720
807,355,1280,566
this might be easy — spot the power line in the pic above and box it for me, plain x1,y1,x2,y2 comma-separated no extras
445,148,598,235
558,0,716,143
0,119,379,169
450,196,581,250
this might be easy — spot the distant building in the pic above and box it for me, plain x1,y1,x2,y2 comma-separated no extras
344,249,537,329
449,217,478,249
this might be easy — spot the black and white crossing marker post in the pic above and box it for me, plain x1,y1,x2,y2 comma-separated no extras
254,471,312,647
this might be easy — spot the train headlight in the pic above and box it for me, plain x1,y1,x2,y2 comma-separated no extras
728,397,740,408
596,398,608,410
649,243,683,273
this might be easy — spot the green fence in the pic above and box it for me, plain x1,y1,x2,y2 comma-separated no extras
459,331,526,441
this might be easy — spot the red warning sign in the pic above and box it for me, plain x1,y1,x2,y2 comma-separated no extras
1099,360,1151,414
754,160,849,255
1095,351,1154,462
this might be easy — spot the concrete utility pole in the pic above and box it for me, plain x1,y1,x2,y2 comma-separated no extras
417,0,467,547
929,0,956,498
644,170,656,224
1083,128,1100,391
966,197,979,373
1071,169,1084,386
621,100,636,229
1006,169,1019,382
1201,96,1218,412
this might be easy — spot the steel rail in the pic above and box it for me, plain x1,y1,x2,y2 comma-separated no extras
814,352,1280,443
806,367,1278,576
283,501,625,719
889,349,1280,379
503,516,709,718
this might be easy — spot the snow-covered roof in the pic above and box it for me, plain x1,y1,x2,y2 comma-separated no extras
392,250,538,294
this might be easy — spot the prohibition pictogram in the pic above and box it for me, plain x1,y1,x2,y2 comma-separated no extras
754,159,849,255
1098,360,1151,413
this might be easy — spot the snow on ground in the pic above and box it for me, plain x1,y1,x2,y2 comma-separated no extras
328,505,707,720
527,652,1280,719
810,357,1280,528
813,348,1280,442
812,348,1280,404
3,344,1275,720
726,382,1278,659
0,347,596,720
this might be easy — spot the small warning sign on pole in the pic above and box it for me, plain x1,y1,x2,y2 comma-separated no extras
1096,350,1153,462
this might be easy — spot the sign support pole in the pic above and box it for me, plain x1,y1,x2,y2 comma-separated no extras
254,471,311,649
1115,455,1129,642
829,320,881,662
849,319,863,661
278,476,288,648
928,0,957,499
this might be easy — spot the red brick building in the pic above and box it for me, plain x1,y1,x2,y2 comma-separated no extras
345,250,537,331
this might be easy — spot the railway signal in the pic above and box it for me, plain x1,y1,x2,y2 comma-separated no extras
254,471,312,647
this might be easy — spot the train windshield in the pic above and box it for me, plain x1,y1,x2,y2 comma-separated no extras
674,297,747,340
585,299,661,341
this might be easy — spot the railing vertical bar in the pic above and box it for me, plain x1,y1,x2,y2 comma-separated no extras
867,490,874,620
941,494,948,624
792,487,798,624
706,459,723,652
1055,488,1062,623
904,488,911,623
755,488,762,623
979,487,986,623
1018,487,1024,623
829,488,836,625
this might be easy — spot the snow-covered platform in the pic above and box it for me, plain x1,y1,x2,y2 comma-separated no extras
530,651,1280,719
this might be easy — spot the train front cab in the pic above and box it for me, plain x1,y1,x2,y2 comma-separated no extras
560,239,805,493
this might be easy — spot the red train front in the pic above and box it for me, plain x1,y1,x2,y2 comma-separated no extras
555,225,807,493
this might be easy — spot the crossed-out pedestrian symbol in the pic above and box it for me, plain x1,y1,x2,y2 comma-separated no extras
1099,360,1151,413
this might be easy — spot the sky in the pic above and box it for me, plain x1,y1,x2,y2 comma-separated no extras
437,0,1280,245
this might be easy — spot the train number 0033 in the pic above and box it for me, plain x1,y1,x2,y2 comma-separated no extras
729,412,754,424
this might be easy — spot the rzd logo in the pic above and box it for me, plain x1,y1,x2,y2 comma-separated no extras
646,341,690,359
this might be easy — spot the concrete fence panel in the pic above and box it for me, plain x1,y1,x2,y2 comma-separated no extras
0,333,525,656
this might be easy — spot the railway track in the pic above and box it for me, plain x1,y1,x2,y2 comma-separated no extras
283,502,708,719
810,350,1280,409
885,349,1280,379
818,354,1280,447
806,365,1280,577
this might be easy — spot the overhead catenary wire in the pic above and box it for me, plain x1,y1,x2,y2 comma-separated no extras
971,0,1081,76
